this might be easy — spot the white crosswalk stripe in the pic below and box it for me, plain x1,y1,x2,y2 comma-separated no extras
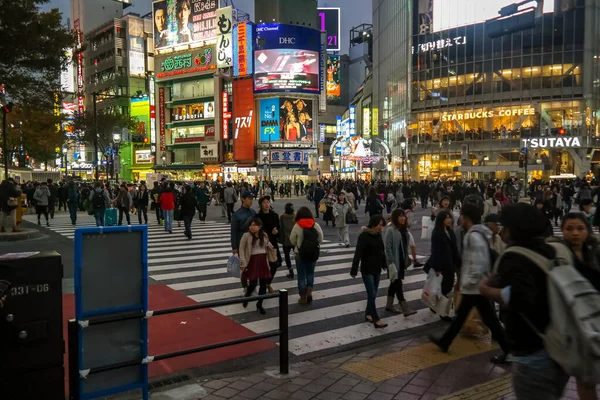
26,212,438,357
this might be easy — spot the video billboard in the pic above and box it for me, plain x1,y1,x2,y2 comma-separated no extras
259,97,313,143
254,24,321,94
152,0,218,50
326,55,341,105
233,79,255,161
130,98,149,138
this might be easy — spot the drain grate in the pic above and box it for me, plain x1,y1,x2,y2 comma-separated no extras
149,374,191,390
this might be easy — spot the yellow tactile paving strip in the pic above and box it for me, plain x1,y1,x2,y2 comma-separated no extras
438,375,513,399
341,336,498,383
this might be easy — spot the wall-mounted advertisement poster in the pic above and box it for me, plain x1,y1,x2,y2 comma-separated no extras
326,55,341,105
259,97,314,143
152,0,218,51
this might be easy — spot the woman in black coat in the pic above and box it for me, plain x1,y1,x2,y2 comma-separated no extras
351,215,388,328
426,210,461,302
257,196,281,292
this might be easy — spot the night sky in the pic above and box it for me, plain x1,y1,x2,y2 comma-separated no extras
42,0,372,55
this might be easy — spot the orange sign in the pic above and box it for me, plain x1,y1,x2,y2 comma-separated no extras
204,167,222,174
233,79,255,162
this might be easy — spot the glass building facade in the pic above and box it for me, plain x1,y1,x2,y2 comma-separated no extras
373,0,600,181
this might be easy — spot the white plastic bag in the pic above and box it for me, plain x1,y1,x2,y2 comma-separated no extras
421,270,442,308
421,216,434,240
435,293,453,317
227,255,241,278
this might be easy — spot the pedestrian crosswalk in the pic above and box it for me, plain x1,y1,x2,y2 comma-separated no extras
26,212,440,357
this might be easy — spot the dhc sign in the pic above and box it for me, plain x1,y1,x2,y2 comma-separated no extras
521,137,582,149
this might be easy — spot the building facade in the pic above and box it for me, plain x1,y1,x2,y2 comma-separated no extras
373,0,600,182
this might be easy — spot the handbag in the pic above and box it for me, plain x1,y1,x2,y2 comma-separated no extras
319,201,327,213
267,246,278,263
7,197,18,207
345,212,358,224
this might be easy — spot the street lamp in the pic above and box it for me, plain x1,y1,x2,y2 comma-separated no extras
400,135,407,182
112,132,122,182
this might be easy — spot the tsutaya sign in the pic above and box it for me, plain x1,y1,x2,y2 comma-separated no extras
441,107,535,122
522,137,582,149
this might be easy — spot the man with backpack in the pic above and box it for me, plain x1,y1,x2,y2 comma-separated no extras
479,203,570,400
89,182,110,227
290,206,323,304
429,203,510,362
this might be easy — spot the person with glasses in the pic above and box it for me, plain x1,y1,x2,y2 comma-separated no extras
351,214,388,328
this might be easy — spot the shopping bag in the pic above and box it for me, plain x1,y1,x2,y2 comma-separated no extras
454,292,490,336
421,216,434,240
421,270,442,309
435,293,453,317
104,208,117,226
227,255,241,278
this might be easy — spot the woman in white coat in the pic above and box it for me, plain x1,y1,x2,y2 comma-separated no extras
333,191,351,247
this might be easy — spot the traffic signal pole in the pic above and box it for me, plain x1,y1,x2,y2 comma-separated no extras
93,92,99,182
2,110,7,180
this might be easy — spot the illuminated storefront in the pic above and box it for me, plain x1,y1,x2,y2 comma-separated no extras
374,0,600,181
153,45,219,179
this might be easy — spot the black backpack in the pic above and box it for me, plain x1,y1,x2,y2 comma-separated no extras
92,191,105,210
299,227,320,262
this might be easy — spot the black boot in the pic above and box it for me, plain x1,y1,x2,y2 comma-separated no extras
256,301,266,315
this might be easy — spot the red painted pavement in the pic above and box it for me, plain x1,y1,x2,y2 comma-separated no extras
63,284,277,394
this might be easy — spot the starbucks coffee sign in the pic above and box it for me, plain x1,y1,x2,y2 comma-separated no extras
521,137,582,149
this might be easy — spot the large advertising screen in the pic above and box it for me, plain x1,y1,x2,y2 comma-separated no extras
130,98,150,139
233,79,255,161
254,49,320,93
427,0,554,33
152,0,218,51
254,24,321,94
326,55,341,105
259,97,313,143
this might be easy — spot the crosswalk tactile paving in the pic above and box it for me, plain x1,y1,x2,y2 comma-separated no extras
341,336,498,383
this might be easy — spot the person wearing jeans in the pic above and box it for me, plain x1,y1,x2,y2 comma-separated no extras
351,214,388,328
289,206,323,304
159,182,176,233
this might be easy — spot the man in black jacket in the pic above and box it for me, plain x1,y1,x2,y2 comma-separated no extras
479,203,569,399
150,181,162,224
313,183,325,218
257,196,281,292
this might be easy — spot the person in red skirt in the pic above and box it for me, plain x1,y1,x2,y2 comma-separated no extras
239,217,273,314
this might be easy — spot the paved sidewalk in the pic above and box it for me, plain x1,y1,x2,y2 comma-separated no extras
140,329,595,400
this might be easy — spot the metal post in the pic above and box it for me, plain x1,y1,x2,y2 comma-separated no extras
278,289,289,375
268,137,272,182
65,153,68,179
2,110,8,180
93,92,99,182
68,319,80,400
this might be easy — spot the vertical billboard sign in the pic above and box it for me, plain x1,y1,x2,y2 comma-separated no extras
216,6,233,68
159,87,166,151
222,92,230,139
336,116,342,138
233,79,255,161
372,108,379,136
130,98,150,140
152,0,218,51
349,106,356,137
259,98,280,142
317,8,341,51
326,55,341,105
60,48,75,93
319,124,325,143
74,19,84,114
149,76,156,154
363,108,371,137
233,22,253,77
319,31,327,113
128,17,146,76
